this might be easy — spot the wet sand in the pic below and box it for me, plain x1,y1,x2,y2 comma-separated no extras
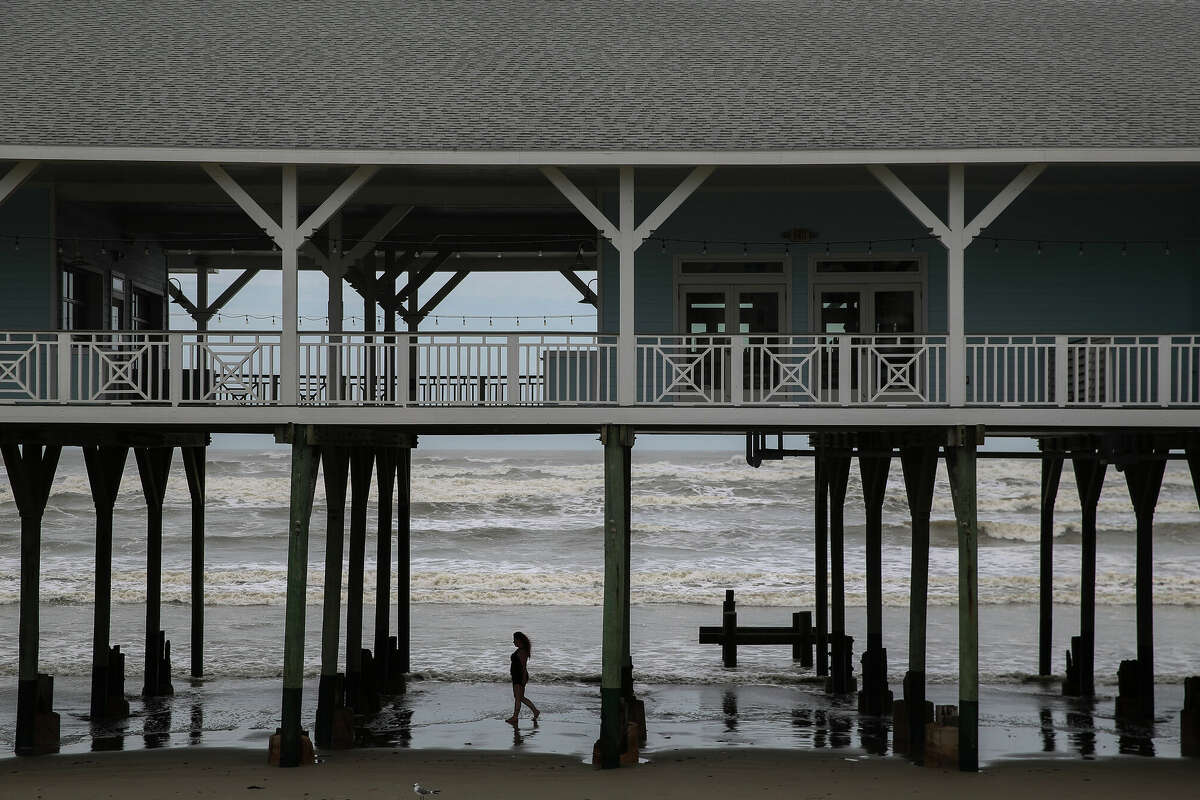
4,746,1198,800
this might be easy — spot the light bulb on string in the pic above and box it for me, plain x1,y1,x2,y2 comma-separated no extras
701,241,708,255
784,244,790,256
1036,241,1042,256
1164,242,1171,256
489,317,493,327
100,242,107,256
13,236,18,251
866,241,873,254
1078,242,1084,256
543,316,547,326
1121,242,1128,256
661,238,667,255
144,246,150,256
825,242,830,255
537,249,543,258
993,239,999,253
742,242,748,255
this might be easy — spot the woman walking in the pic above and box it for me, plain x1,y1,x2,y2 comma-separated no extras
505,631,540,724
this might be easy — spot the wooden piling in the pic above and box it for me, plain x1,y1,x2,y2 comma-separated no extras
82,445,129,719
598,424,633,768
900,444,938,757
826,448,852,694
1122,452,1166,721
346,447,374,710
1070,455,1105,697
135,447,174,697
279,428,320,767
946,433,979,772
1038,453,1063,677
2,443,62,755
181,446,206,679
722,591,737,668
814,448,829,677
316,446,349,748
373,448,397,686
397,446,411,675
858,442,892,715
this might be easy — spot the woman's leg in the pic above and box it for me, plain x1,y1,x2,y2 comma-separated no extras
506,684,521,723
520,687,539,718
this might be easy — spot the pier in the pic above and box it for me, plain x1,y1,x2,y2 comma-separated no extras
2,0,1200,776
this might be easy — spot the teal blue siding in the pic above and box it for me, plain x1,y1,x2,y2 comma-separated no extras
600,183,1198,335
0,185,54,330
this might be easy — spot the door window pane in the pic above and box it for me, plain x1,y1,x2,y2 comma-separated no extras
737,291,781,334
820,292,861,334
686,292,727,334
874,291,915,334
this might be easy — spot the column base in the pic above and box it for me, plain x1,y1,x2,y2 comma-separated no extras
15,675,60,756
856,647,893,716
269,724,314,767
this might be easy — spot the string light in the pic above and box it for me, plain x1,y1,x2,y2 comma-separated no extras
1078,242,1084,256
1121,242,1128,256
1165,241,1171,256
1036,241,1042,256
12,236,18,251
993,238,999,253
701,241,707,255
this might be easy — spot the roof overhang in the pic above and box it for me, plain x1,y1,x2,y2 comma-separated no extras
4,146,1200,167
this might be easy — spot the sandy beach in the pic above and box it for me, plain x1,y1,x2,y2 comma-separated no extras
5,747,1198,800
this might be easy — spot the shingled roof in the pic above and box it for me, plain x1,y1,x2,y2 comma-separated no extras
1,0,1198,156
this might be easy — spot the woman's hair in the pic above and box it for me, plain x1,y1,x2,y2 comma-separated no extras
513,631,531,655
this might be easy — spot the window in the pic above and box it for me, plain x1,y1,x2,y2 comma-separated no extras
62,271,81,330
132,290,162,330
110,273,126,330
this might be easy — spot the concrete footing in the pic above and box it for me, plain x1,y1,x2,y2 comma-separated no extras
923,705,959,768
268,727,314,766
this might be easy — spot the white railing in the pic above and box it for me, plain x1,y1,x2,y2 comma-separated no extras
637,335,731,404
299,332,618,406
183,332,281,405
851,335,947,405
0,332,57,402
965,334,1196,407
0,330,1196,409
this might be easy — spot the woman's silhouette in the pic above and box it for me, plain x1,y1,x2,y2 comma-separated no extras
505,631,540,724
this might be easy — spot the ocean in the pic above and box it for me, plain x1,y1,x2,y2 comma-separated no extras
1,444,1198,759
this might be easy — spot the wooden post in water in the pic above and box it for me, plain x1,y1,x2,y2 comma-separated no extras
316,446,349,748
279,427,320,766
346,447,374,710
722,590,737,668
621,432,634,700
1121,450,1166,721
827,448,852,694
373,448,396,686
83,445,129,719
814,447,829,677
181,446,206,679
946,431,979,772
397,446,412,676
1068,454,1105,697
1038,452,1063,677
900,444,938,757
135,447,174,697
598,424,633,768
2,443,62,755
858,440,892,715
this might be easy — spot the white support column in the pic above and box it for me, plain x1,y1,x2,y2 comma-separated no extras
868,163,1046,408
617,167,636,405
947,165,966,407
203,163,381,406
328,214,344,404
541,165,713,406
281,166,299,405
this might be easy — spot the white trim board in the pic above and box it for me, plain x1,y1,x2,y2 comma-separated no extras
0,405,1197,430
4,146,1200,166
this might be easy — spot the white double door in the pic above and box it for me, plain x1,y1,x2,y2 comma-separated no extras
678,284,786,397
814,284,921,335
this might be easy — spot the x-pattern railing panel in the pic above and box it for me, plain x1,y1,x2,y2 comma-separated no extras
743,337,830,404
0,334,55,401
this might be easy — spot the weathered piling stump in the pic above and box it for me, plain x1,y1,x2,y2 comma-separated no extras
99,645,130,718
1182,676,1200,757
893,670,933,756
923,704,959,768
793,611,814,668
143,630,174,697
826,634,856,694
1062,635,1083,696
1115,659,1144,720
858,646,893,715
268,727,314,766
